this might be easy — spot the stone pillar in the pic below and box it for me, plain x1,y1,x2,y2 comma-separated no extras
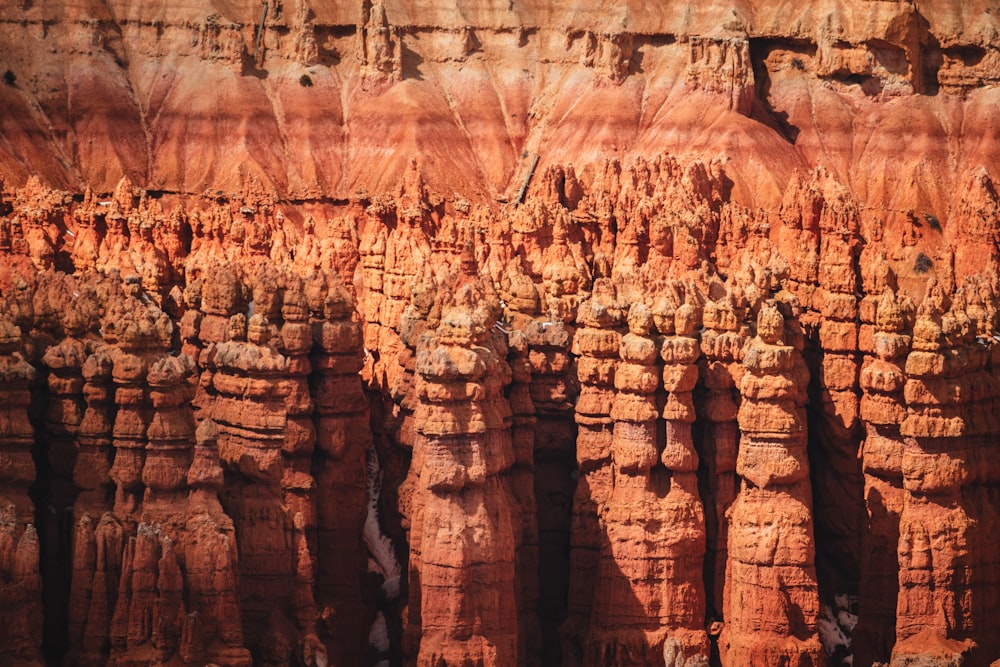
278,280,317,551
658,300,710,659
312,282,372,665
855,285,911,665
561,279,621,663
722,302,822,665
698,294,744,619
0,317,43,664
584,299,708,664
813,183,865,619
183,420,251,666
502,270,543,667
892,281,1000,664
209,312,296,659
412,274,518,666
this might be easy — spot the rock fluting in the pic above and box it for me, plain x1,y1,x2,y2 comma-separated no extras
1,1,1000,664
0,152,998,665
0,316,43,667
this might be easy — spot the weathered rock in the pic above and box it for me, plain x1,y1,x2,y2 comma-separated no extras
2,108,1000,666
312,279,371,666
560,278,619,663
410,260,519,666
722,302,823,666
0,317,43,665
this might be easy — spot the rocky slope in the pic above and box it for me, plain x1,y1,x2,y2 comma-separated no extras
1,1,1000,666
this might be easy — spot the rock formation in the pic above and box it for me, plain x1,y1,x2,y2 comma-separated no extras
1,2,1000,664
410,257,518,666
587,300,708,663
0,158,999,666
699,291,745,621
855,267,913,665
722,301,822,665
501,266,543,666
312,279,371,666
562,278,620,664
0,317,43,667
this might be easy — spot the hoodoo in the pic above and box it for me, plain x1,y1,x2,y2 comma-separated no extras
1,1,1000,665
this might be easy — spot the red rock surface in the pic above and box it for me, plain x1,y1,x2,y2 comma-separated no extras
1,2,1000,666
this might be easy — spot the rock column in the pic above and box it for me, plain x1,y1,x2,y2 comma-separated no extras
278,281,317,553
312,283,372,665
183,420,251,666
658,300,710,659
722,302,822,665
209,312,296,659
502,270,544,666
698,295,744,618
0,317,43,664
587,303,664,663
892,283,1000,664
412,276,518,666
561,279,620,663
855,286,911,664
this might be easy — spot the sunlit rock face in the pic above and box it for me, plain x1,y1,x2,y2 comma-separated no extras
1,1,1000,666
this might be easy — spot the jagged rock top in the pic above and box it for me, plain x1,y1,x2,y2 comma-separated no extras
0,0,998,212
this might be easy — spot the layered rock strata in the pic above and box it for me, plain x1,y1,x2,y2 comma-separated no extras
0,317,43,667
501,268,544,666
893,283,1000,665
855,273,913,665
722,301,822,665
0,146,999,667
698,292,745,620
562,279,620,663
311,279,372,666
410,263,518,665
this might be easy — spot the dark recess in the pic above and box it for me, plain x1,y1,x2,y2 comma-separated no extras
914,252,933,273
747,38,814,144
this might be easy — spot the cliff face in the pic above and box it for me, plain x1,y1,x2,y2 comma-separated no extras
1,0,1000,208
1,2,1000,666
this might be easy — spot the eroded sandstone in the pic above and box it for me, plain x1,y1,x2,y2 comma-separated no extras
1,2,1000,665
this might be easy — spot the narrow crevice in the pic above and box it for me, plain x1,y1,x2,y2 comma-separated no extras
534,421,577,665
27,365,68,666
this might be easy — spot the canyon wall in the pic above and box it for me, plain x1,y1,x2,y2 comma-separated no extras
1,1,1000,666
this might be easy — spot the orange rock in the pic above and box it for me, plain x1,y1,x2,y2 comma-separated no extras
411,265,519,666
722,302,823,666
5,117,1000,666
0,317,43,665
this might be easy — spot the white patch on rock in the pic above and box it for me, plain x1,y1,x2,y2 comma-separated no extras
363,444,401,591
368,611,390,653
